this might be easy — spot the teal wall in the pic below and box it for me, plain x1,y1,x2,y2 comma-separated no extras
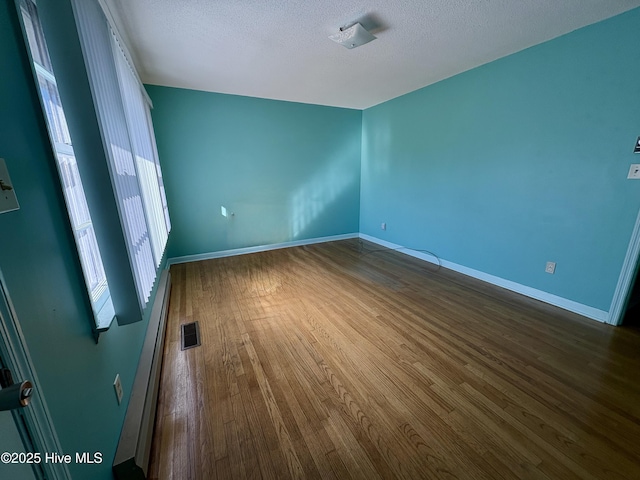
1,3,638,476
0,1,160,478
360,8,640,312
146,86,362,258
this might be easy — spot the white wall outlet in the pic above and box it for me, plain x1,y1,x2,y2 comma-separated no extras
113,374,124,405
545,261,556,274
220,205,234,217
627,164,640,179
381,222,386,230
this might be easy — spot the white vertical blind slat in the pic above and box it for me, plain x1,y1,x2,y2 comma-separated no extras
72,0,170,307
111,31,169,266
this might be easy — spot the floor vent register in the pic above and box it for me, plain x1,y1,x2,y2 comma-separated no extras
181,321,201,350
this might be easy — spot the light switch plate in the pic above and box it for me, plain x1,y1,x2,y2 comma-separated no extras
113,374,123,405
0,158,19,214
628,164,640,179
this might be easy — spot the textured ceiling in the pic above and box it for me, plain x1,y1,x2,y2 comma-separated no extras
107,0,640,110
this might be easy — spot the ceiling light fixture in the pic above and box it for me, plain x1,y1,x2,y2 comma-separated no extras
329,22,376,49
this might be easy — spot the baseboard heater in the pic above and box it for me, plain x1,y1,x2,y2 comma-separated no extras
113,269,171,480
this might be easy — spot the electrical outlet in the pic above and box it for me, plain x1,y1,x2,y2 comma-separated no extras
113,374,123,405
545,261,556,274
220,205,234,217
381,222,386,230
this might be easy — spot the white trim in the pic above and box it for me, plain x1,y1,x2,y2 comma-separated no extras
168,233,359,265
33,62,56,84
359,234,609,323
0,271,71,479
608,208,640,325
113,270,171,479
167,232,610,323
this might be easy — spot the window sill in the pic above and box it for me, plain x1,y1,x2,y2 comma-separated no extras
94,296,115,332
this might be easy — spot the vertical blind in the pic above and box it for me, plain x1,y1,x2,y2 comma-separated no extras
71,0,170,307
111,32,170,266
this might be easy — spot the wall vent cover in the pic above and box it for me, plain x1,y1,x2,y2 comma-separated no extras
181,321,201,350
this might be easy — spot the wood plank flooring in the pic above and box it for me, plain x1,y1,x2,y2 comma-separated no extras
148,239,640,479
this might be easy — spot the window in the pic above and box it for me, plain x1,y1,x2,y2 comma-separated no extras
19,0,114,329
71,0,171,307
18,0,171,329
112,31,171,267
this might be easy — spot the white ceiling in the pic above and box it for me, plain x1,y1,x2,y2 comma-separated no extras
107,0,640,110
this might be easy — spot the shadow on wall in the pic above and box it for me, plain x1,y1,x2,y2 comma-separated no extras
213,137,362,251
290,152,359,239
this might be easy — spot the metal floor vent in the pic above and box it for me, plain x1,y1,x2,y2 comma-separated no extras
181,321,201,350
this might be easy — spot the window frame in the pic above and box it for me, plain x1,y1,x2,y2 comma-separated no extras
17,0,115,331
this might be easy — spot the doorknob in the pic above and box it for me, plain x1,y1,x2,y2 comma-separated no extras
0,368,33,411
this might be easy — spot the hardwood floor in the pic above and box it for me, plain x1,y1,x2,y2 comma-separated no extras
148,239,640,479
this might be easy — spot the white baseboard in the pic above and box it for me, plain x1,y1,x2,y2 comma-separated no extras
168,233,359,265
113,270,171,479
359,234,609,323
167,232,608,323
